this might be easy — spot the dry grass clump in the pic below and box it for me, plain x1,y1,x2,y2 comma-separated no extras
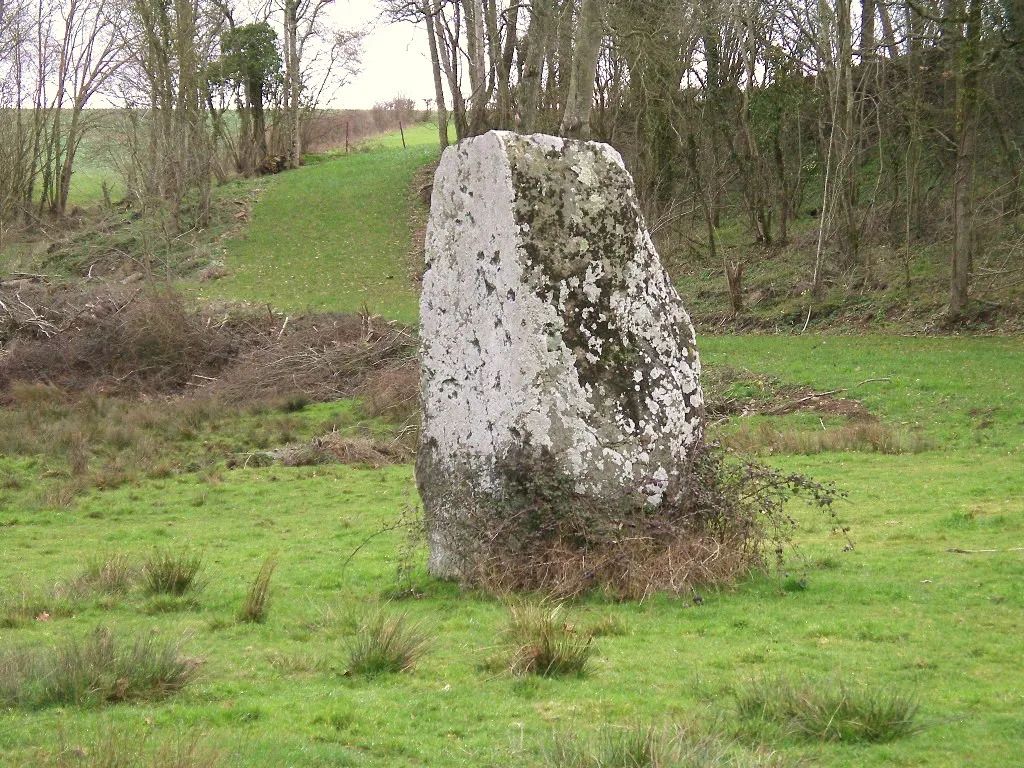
0,626,199,708
736,675,922,743
501,600,593,677
238,557,277,624
539,722,780,768
477,531,757,601
344,610,430,676
49,728,220,768
724,421,930,455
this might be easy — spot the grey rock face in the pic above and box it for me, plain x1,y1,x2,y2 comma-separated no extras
418,131,704,579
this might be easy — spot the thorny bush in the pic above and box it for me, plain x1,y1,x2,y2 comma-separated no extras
438,441,846,599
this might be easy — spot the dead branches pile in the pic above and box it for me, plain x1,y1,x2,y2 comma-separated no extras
0,282,418,406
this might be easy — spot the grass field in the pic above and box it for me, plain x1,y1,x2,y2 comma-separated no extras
2,126,1023,767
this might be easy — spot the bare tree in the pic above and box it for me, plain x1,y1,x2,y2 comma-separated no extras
279,0,363,167
42,0,126,215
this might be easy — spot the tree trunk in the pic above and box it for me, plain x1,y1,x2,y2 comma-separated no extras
559,0,604,139
421,0,449,149
519,0,550,133
949,0,982,319
462,0,489,135
496,0,520,130
283,0,301,168
431,0,468,139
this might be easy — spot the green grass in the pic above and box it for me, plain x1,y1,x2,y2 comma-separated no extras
699,335,1024,450
197,123,440,324
1,424,1022,764
2,127,1022,766
66,123,124,207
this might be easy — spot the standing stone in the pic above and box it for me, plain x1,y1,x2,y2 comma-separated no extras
418,131,704,579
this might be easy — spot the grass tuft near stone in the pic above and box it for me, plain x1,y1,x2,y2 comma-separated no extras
502,600,593,678
345,610,430,676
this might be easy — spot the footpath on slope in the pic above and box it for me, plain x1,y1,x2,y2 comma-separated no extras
198,124,440,326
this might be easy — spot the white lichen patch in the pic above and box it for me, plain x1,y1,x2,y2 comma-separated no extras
418,131,704,578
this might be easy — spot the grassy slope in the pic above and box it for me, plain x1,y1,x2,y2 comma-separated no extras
2,127,1023,767
196,124,438,325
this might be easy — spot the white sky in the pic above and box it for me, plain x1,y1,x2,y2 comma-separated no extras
330,0,437,109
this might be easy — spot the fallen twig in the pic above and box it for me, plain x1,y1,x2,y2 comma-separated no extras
947,547,1024,554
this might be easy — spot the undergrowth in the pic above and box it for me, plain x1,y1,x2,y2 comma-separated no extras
432,441,845,598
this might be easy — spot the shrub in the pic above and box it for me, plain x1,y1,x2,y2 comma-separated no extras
142,549,205,596
502,600,592,678
450,441,844,598
238,557,277,623
735,675,922,743
345,610,429,676
0,626,199,708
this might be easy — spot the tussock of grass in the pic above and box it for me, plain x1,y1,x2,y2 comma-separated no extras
238,557,277,624
50,727,219,767
539,722,782,767
0,626,199,708
0,586,78,628
502,600,593,678
71,554,136,596
736,675,922,743
142,549,205,596
345,610,430,676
